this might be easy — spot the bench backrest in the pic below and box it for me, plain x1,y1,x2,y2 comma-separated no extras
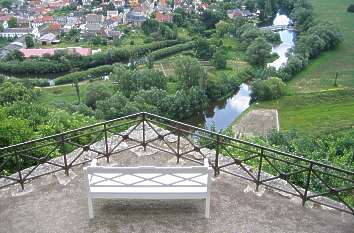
84,159,212,189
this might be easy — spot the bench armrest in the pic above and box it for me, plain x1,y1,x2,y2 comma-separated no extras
91,159,98,167
204,158,209,167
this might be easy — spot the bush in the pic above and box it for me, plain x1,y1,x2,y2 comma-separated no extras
85,82,112,109
251,77,286,101
212,49,227,69
347,4,354,12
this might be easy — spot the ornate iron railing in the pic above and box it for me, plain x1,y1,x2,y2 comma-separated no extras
0,112,353,215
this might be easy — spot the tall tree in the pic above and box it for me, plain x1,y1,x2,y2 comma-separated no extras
175,56,207,90
246,37,272,67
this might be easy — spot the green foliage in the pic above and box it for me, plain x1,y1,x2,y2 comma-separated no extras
8,17,17,28
0,0,12,9
25,35,34,48
246,37,272,67
251,77,286,101
91,35,107,46
54,65,114,85
195,38,213,59
110,64,167,97
175,56,207,90
96,92,129,120
84,82,112,109
212,49,227,69
201,8,226,29
348,4,354,12
215,20,230,37
206,73,243,100
151,41,196,60
142,19,160,34
0,82,39,105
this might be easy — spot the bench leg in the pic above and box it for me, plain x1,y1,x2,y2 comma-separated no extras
205,196,210,219
88,197,94,219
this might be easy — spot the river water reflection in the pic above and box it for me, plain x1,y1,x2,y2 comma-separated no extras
268,13,296,69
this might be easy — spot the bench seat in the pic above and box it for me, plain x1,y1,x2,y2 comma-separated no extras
83,158,212,219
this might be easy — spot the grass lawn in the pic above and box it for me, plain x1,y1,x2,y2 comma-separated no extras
36,83,90,106
255,90,354,135
37,81,115,106
289,0,354,93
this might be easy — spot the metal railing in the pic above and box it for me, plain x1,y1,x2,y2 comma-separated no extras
0,112,353,215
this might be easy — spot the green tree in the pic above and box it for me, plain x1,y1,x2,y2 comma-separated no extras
84,82,112,109
91,35,107,46
141,19,159,34
172,13,184,26
212,49,227,69
195,38,213,59
251,77,286,101
246,37,272,67
25,35,34,48
73,78,80,104
0,82,38,105
8,17,17,28
175,56,207,90
348,4,354,13
0,0,13,9
96,92,128,120
215,20,229,37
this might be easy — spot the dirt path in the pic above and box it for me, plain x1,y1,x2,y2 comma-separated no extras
233,109,279,137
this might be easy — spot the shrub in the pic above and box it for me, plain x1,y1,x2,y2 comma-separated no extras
85,82,112,109
251,77,286,101
347,4,354,12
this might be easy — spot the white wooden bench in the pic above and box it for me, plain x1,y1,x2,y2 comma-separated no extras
83,158,212,219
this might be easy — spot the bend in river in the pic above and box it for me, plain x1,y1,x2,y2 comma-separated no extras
188,13,296,131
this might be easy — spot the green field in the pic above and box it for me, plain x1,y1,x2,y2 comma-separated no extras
256,90,354,135
289,0,354,93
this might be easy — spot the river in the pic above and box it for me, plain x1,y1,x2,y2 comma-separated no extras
187,13,295,131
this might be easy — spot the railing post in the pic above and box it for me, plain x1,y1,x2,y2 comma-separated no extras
142,113,146,152
176,130,181,164
214,135,220,177
104,123,110,163
16,153,24,191
302,163,313,206
256,148,264,192
61,135,69,176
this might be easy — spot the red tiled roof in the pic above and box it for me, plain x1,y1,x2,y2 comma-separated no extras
49,22,61,31
0,16,11,22
155,11,172,23
20,48,55,58
20,48,92,58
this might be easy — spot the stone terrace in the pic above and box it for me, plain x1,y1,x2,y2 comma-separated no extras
0,124,353,233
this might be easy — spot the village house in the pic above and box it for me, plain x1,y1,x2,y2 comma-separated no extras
17,18,30,28
112,0,125,8
125,10,146,26
39,33,60,45
0,28,30,38
85,14,104,35
63,16,78,33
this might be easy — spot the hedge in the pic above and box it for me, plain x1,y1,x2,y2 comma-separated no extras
54,65,114,85
150,41,196,60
